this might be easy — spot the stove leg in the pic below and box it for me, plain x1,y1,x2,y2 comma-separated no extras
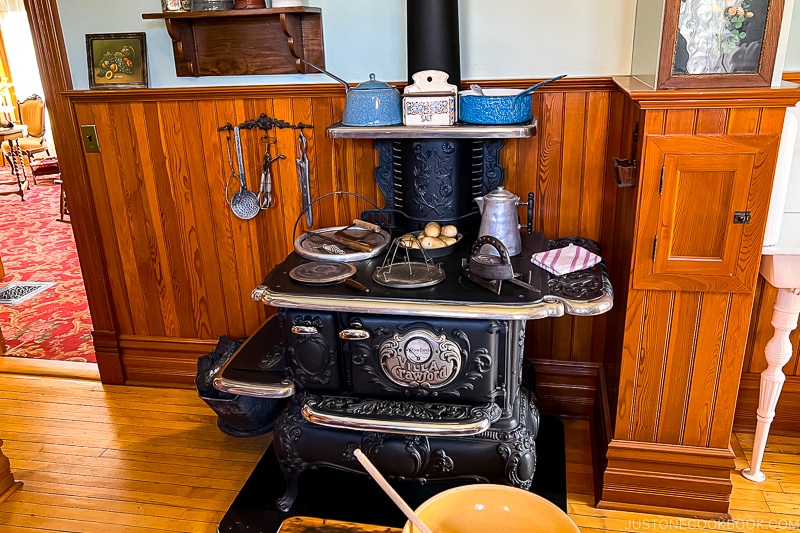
277,471,299,512
273,407,306,512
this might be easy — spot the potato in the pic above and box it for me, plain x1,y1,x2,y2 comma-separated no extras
421,236,446,249
441,224,458,238
440,236,457,246
423,222,441,238
399,234,421,249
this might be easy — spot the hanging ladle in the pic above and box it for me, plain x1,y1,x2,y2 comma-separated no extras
230,125,261,220
353,449,433,533
514,74,567,100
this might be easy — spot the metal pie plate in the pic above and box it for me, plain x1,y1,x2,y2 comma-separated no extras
289,262,357,285
294,225,391,262
372,262,446,288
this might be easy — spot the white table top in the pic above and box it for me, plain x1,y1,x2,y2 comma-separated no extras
763,213,800,255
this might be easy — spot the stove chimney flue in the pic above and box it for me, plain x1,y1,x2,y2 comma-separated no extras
406,0,461,87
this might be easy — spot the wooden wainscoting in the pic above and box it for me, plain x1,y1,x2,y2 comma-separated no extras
532,359,613,506
66,79,618,386
597,80,800,518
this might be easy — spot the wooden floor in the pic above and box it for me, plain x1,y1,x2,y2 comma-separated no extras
1,369,800,533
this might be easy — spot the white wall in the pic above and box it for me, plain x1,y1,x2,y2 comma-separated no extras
785,0,800,72
56,0,637,90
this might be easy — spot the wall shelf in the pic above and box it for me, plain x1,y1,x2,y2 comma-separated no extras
326,118,537,139
142,7,324,77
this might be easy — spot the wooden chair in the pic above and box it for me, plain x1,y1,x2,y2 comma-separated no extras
2,94,50,181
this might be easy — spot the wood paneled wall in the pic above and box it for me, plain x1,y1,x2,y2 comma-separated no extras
67,79,618,385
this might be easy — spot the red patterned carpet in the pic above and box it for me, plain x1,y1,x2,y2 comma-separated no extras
0,171,95,363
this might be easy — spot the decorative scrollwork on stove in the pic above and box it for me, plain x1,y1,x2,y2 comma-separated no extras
547,268,604,300
544,236,606,301
292,314,325,329
259,342,285,370
453,348,496,401
307,395,502,426
374,140,395,208
360,433,429,478
410,140,456,218
380,329,461,389
490,393,537,490
452,329,470,354
482,139,505,194
430,448,455,474
288,315,335,386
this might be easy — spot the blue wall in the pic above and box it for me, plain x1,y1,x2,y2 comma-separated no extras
57,0,639,89
54,0,800,90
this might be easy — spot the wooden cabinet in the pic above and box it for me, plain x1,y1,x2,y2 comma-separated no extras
142,7,325,77
633,134,779,292
598,77,800,520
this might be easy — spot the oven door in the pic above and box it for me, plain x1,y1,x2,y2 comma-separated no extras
342,313,503,405
214,314,295,398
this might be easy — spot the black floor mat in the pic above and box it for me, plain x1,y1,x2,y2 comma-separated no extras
218,414,567,533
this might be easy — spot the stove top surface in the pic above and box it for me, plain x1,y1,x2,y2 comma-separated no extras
253,233,612,320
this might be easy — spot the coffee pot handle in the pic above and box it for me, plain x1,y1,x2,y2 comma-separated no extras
517,192,534,235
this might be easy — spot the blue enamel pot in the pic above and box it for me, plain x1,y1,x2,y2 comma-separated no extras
300,60,402,127
458,88,532,125
342,74,403,127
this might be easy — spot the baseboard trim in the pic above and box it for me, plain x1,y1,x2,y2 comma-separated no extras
600,439,735,519
531,359,612,506
118,335,218,386
734,373,800,436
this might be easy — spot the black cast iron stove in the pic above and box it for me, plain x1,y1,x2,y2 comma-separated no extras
214,232,612,512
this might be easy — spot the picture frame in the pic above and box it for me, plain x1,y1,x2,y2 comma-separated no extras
656,0,784,89
86,33,148,90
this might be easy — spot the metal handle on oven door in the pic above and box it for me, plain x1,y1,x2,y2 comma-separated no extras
291,325,318,335
302,404,491,436
339,329,370,340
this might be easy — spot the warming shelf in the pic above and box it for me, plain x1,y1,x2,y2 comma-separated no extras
326,119,537,139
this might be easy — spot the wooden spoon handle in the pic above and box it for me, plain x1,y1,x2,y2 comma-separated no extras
353,449,434,533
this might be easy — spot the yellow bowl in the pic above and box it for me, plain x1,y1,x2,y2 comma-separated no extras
402,484,579,533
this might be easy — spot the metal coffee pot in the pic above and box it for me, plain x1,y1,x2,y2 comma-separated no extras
474,187,534,257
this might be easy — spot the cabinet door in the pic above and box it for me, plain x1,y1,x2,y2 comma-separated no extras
632,134,779,293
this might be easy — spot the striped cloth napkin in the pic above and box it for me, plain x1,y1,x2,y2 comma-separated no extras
530,243,601,276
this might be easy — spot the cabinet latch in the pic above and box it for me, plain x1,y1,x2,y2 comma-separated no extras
733,211,751,224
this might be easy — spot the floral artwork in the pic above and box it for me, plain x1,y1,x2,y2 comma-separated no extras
674,0,769,75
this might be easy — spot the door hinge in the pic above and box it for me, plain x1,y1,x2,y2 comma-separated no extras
733,211,751,224
659,167,664,195
652,234,658,262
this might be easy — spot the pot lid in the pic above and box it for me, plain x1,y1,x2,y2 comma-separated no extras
353,73,394,91
483,186,519,202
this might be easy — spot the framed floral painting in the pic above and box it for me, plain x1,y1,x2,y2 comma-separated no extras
656,0,784,89
86,33,148,90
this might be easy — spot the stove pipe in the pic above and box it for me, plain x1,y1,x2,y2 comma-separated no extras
406,0,461,87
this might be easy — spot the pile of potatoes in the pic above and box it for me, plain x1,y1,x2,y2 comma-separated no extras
399,222,459,249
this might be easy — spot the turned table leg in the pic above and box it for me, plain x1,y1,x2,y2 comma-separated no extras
742,287,800,482
0,438,22,503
